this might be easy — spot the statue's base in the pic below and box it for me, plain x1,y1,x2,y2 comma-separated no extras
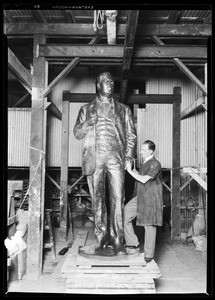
78,245,140,260
61,230,161,294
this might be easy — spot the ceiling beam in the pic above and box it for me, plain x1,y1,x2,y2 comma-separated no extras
63,92,181,104
120,10,139,103
4,23,211,37
8,47,32,93
38,44,207,59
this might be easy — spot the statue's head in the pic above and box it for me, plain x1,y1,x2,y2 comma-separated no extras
97,72,114,96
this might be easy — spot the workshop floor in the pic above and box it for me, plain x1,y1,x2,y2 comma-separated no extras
6,225,207,295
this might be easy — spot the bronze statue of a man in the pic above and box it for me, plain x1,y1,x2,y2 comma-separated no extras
73,72,137,255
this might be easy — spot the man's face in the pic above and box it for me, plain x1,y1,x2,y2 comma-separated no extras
98,76,114,96
140,144,153,159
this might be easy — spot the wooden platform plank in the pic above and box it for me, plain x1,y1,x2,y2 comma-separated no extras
61,230,88,274
66,279,155,289
76,252,147,266
66,274,155,283
65,266,161,274
65,288,156,294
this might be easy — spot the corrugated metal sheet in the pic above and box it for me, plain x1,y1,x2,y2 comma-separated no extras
137,67,207,169
8,108,31,167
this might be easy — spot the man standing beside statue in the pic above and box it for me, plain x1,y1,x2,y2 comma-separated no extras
73,72,137,256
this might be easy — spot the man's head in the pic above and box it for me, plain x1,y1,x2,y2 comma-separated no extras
97,72,114,97
140,140,155,159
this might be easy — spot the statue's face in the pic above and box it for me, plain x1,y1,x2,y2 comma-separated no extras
98,76,114,96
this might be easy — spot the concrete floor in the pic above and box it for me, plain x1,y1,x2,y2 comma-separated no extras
5,225,207,295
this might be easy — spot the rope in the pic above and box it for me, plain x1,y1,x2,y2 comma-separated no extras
15,148,45,216
93,10,105,31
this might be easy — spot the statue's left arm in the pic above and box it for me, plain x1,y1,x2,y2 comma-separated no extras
125,106,137,161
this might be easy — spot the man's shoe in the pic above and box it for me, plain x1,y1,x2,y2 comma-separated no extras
144,257,153,263
125,245,140,255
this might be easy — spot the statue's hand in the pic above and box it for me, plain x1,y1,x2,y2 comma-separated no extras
87,115,98,126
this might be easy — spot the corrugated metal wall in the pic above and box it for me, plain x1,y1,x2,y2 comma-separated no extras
8,66,207,169
8,108,31,166
46,66,95,167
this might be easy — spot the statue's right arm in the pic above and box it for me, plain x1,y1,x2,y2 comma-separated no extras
73,106,97,140
73,106,89,140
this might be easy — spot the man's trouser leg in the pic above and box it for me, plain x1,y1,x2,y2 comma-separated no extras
107,151,125,247
144,225,157,259
87,154,108,247
123,196,139,247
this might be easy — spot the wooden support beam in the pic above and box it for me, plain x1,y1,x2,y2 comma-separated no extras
45,100,62,120
152,36,207,97
7,215,18,226
43,57,80,97
183,167,207,191
38,45,207,59
105,10,118,44
120,10,139,103
33,11,47,23
59,100,71,241
8,47,32,92
67,10,76,23
46,173,60,190
63,92,181,104
68,175,85,193
152,36,164,45
27,35,47,280
166,10,181,24
181,96,206,120
171,87,181,240
183,167,207,174
180,177,194,192
162,181,172,193
88,35,102,45
4,23,211,37
63,10,75,23
173,58,207,95
43,34,98,98
4,10,14,23
13,92,30,107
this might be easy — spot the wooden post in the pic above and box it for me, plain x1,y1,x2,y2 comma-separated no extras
171,87,181,240
59,100,70,241
26,35,47,279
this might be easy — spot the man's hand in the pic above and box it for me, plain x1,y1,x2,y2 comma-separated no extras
125,161,132,172
125,156,133,164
